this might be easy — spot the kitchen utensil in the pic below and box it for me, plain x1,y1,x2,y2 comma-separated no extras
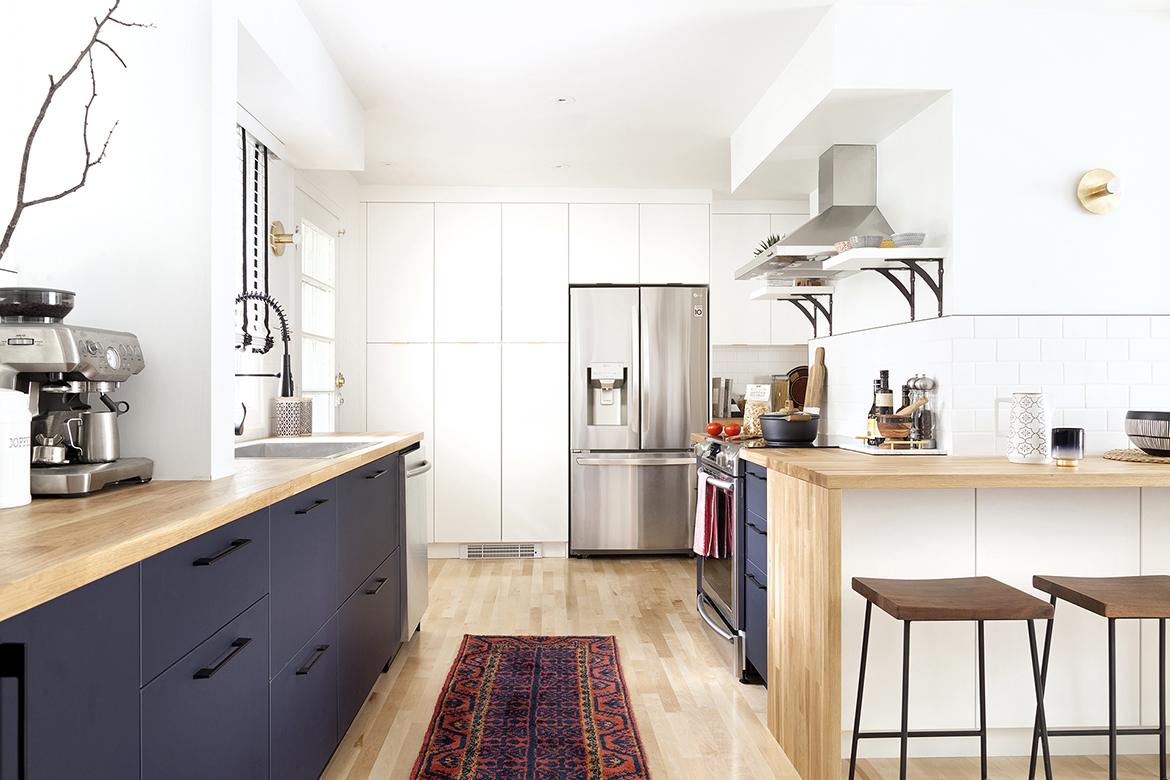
995,393,1053,463
894,396,929,417
771,375,790,413
892,232,926,247
760,412,819,445
1051,427,1085,467
805,348,826,415
849,235,883,248
76,410,120,463
707,423,723,437
787,365,809,409
875,414,913,439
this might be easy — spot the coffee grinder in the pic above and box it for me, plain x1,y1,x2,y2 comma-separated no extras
0,287,153,495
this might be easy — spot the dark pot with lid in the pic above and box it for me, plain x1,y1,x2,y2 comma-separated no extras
760,412,820,444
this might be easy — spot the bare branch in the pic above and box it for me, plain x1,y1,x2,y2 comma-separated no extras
0,0,149,262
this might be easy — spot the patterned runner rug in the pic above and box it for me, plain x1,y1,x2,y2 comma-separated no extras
411,635,651,779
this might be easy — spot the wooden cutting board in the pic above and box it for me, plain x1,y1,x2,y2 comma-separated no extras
805,347,826,413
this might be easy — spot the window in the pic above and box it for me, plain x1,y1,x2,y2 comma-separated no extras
300,220,336,432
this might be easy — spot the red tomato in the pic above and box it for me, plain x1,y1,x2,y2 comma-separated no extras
706,423,723,437
724,424,741,437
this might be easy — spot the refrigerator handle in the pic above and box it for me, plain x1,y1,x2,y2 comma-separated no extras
640,303,650,435
629,302,639,437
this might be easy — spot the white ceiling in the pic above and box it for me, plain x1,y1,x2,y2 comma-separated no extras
295,0,1170,197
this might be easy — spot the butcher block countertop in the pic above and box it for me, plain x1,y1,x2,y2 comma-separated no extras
692,432,1170,490
0,431,422,624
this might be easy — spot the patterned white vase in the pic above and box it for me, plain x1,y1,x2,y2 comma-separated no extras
995,393,1052,464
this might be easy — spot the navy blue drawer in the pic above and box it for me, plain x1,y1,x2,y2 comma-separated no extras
743,559,768,685
271,480,338,676
744,464,768,520
142,596,269,780
338,548,401,740
337,453,401,605
141,509,270,684
271,615,339,780
744,514,768,575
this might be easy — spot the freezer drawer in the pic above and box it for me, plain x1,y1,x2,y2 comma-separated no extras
570,452,696,553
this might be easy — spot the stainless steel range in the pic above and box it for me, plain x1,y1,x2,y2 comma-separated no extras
695,435,746,680
0,287,153,495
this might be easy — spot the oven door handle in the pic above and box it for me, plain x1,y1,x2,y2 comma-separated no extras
698,471,734,491
696,592,735,642
576,457,695,466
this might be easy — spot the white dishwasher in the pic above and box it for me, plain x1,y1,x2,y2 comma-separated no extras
403,443,431,641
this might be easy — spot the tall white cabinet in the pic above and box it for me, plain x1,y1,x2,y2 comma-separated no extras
367,203,434,342
435,204,501,343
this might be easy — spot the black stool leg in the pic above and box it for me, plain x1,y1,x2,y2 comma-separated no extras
849,601,873,780
1028,619,1054,780
900,620,912,780
1029,596,1056,780
978,620,988,780
1161,618,1167,780
1109,617,1118,780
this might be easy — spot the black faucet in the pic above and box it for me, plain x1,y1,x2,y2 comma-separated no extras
235,291,294,397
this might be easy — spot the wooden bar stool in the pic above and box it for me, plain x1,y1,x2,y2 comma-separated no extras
1029,575,1170,780
849,576,1055,780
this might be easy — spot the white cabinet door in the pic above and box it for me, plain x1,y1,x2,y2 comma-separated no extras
639,204,710,284
434,343,501,543
366,203,434,342
435,204,501,342
568,204,639,284
769,213,817,345
502,204,568,343
710,213,771,345
366,343,434,541
502,344,568,542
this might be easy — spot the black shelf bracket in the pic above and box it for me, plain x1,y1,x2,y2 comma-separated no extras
864,259,943,322
785,292,834,338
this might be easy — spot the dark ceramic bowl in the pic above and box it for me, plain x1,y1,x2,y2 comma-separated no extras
1125,411,1170,456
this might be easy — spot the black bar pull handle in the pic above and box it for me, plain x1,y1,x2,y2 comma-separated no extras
193,637,252,679
366,578,388,596
295,499,330,515
366,469,388,480
296,644,331,676
745,521,767,537
0,643,27,779
746,572,767,591
193,538,252,566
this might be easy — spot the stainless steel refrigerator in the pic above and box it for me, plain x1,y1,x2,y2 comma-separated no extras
570,286,707,554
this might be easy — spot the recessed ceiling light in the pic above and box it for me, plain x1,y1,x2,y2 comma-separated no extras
380,161,397,167
550,164,570,169
550,96,575,104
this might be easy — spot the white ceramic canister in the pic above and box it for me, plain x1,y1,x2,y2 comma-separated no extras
0,388,32,507
995,392,1053,464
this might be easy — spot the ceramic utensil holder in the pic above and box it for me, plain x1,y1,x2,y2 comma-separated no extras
995,392,1053,464
275,397,313,437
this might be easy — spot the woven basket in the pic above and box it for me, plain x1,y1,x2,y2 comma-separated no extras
1103,448,1170,464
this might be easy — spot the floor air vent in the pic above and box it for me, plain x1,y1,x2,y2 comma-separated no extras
461,543,542,560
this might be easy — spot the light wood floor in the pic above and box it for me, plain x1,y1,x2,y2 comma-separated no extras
320,557,1167,780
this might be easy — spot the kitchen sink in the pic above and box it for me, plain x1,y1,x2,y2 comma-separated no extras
234,438,376,459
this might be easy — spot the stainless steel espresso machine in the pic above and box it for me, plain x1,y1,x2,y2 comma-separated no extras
0,287,153,495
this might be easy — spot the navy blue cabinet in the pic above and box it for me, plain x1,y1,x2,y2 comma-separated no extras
141,508,270,684
338,548,401,739
743,559,768,685
142,597,270,780
0,565,140,780
337,454,401,605
271,481,338,675
742,461,769,685
271,615,339,780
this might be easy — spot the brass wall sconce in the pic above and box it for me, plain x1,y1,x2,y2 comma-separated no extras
269,221,300,256
1077,169,1122,214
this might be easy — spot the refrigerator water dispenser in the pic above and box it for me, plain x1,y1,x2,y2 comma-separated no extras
587,362,626,426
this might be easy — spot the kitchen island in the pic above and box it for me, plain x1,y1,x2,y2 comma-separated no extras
731,444,1170,780
0,431,421,780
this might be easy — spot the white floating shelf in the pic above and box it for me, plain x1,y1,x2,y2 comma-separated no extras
821,246,946,272
750,285,835,301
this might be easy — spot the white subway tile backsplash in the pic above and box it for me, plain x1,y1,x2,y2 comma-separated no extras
1094,431,1130,454
1063,408,1108,431
1062,361,1107,384
1129,385,1170,409
952,362,976,386
974,317,1017,339
1108,408,1130,432
1061,316,1107,338
1085,385,1129,408
1019,362,1062,385
996,339,1041,362
1152,318,1170,338
954,339,996,362
1042,339,1084,362
1018,317,1063,338
976,362,1019,385
1109,361,1152,384
1154,363,1170,385
1107,316,1150,339
951,409,975,432
1044,384,1085,409
1128,339,1170,362
1085,339,1129,362
949,317,975,339
954,385,997,410
952,433,997,456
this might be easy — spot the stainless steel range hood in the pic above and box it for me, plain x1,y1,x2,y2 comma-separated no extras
736,144,894,280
